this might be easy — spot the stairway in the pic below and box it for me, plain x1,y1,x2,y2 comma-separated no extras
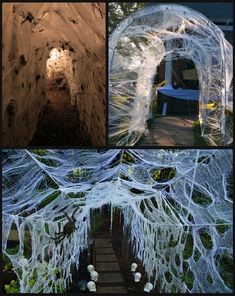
94,238,128,293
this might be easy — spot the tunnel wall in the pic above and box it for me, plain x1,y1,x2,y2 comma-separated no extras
2,3,106,146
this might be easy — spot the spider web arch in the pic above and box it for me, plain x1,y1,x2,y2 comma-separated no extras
2,149,233,293
109,4,233,146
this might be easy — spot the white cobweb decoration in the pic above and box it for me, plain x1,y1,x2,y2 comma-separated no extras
2,149,233,293
109,4,233,146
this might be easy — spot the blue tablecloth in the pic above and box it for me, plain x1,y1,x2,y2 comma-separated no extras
158,87,199,101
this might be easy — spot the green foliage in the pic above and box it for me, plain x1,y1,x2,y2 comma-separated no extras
207,273,213,284
5,280,20,293
226,173,233,200
181,269,195,290
197,155,210,164
199,228,213,250
193,248,202,262
192,189,212,207
91,214,105,235
109,2,144,34
122,151,136,164
38,175,59,190
3,254,13,271
193,120,208,146
6,231,32,260
175,254,181,266
168,235,178,248
6,245,19,255
218,251,233,289
38,191,60,208
28,270,38,289
31,151,60,167
31,149,47,156
216,219,229,234
66,192,85,199
171,285,177,293
151,167,176,182
146,118,153,129
140,200,145,213
68,168,90,182
25,265,65,293
44,223,50,235
225,109,233,142
183,233,193,260
165,271,172,283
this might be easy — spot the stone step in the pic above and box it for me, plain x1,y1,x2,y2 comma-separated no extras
95,238,112,248
96,262,120,272
95,247,115,255
98,272,125,284
96,254,117,262
96,243,113,249
97,286,128,293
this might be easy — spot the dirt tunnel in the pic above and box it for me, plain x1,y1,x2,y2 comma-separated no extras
30,48,90,146
2,3,106,146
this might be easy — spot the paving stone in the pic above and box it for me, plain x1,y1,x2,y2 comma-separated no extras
97,286,128,293
98,272,125,284
96,262,120,271
95,247,115,255
96,254,117,262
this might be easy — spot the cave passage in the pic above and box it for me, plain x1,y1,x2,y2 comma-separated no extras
30,48,91,146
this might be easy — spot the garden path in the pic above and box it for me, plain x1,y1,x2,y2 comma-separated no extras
94,238,128,293
138,115,196,146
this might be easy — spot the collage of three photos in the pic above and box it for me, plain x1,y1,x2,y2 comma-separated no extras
2,1,233,294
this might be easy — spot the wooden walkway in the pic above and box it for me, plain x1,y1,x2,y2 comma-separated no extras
94,238,128,293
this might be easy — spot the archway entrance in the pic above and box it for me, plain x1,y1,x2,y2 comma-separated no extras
2,149,233,293
108,4,233,146
138,57,200,146
30,48,90,146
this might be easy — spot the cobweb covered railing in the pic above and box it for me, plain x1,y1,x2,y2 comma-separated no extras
109,4,233,146
2,149,233,293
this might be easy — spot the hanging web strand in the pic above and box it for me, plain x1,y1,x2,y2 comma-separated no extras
109,4,233,146
2,149,233,293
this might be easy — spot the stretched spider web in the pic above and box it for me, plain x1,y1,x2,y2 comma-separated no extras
2,149,233,292
109,4,233,146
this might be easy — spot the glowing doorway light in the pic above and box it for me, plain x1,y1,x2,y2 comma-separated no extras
49,48,61,60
